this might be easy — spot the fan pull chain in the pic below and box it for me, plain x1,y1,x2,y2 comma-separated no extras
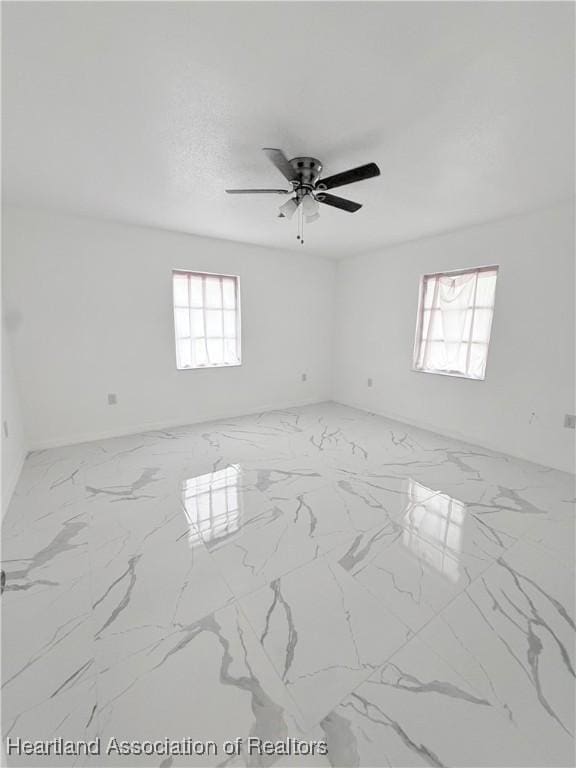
296,201,301,241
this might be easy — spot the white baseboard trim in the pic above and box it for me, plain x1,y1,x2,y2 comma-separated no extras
332,397,573,475
2,448,27,517
27,397,330,452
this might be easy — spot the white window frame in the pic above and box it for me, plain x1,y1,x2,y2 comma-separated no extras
413,265,498,381
172,269,242,370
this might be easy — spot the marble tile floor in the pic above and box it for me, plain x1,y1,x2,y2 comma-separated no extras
1,402,574,767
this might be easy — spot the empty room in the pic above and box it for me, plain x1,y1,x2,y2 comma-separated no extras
1,1,574,767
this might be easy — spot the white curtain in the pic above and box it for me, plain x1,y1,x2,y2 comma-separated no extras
415,267,498,380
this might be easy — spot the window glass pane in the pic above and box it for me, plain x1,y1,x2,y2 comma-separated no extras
424,341,469,374
223,310,236,337
420,309,431,341
475,272,497,306
207,338,224,364
224,338,238,363
427,309,444,340
177,339,192,368
190,275,203,307
222,278,236,309
424,341,445,369
175,308,190,339
205,277,222,308
423,277,437,308
439,341,467,373
190,309,205,338
471,308,493,343
423,308,473,343
441,308,473,342
206,310,223,337
469,343,488,379
173,274,189,306
453,342,468,374
463,309,474,340
416,342,426,368
194,338,208,366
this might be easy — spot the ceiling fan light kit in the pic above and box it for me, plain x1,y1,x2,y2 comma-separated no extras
278,197,299,220
225,148,381,244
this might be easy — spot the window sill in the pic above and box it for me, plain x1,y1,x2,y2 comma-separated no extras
177,361,242,371
411,366,485,382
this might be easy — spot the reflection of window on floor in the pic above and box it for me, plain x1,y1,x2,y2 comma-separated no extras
402,479,464,582
183,465,241,547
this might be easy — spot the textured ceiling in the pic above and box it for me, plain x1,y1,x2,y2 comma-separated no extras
2,1,574,258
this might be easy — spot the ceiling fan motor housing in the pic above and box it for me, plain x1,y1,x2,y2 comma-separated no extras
289,157,323,188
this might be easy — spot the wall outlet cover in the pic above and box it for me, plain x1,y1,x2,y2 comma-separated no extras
367,378,373,387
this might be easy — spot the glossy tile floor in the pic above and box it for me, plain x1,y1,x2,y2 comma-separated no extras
2,402,575,767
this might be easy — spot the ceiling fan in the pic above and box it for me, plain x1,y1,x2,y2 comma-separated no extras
226,148,380,243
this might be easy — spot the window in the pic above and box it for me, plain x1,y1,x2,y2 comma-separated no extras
172,270,241,369
413,266,498,380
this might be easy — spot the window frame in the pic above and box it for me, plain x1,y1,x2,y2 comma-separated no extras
172,269,242,371
412,265,498,381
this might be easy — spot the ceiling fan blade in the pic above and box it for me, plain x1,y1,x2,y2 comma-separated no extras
316,193,362,213
226,188,289,194
317,162,380,191
262,148,297,183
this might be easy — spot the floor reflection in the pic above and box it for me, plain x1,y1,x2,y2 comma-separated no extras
402,479,464,582
183,464,241,547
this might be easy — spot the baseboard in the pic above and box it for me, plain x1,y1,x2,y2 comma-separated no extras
332,397,574,475
23,396,571,474
2,447,27,517
27,397,331,452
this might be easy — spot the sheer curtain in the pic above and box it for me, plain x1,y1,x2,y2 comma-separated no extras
414,267,498,380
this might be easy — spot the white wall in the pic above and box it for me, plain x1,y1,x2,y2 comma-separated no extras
4,202,574,474
3,207,335,449
333,203,575,473
1,328,27,515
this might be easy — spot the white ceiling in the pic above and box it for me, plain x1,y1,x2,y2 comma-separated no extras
3,2,574,258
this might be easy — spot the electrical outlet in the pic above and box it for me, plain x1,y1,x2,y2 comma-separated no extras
3,420,8,438
367,378,373,388
564,414,576,429
301,373,307,382
107,393,118,405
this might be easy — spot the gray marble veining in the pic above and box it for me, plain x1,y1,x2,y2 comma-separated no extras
2,402,574,766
